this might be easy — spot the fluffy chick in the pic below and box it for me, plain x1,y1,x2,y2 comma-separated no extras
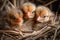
21,2,36,20
5,8,23,27
33,6,54,31
35,6,54,23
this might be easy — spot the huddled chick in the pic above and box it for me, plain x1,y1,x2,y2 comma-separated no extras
4,5,24,30
20,2,36,20
7,9,23,26
3,4,25,36
33,6,54,31
35,6,54,23
19,2,36,32
0,2,55,33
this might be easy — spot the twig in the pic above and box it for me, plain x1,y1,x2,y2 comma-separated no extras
50,1,52,10
20,26,51,39
1,34,4,40
32,26,51,40
40,28,55,37
53,26,59,40
8,1,15,8
53,6,60,40
0,0,8,11
57,29,60,35
0,30,20,35
44,0,57,6
0,30,24,37
3,33,19,40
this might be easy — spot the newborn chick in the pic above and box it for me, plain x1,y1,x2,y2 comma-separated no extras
5,7,24,36
5,3,24,27
5,7,23,27
33,6,54,31
35,6,54,23
19,2,36,32
21,2,36,20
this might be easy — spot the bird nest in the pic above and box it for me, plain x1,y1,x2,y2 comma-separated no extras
0,0,60,40
0,14,60,40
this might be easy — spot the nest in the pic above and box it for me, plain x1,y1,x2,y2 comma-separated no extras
0,0,60,40
0,14,60,40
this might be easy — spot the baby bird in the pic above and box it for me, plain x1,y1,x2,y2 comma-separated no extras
21,2,36,20
19,2,36,32
7,9,23,27
33,6,54,31
5,6,24,36
5,5,23,27
35,6,54,23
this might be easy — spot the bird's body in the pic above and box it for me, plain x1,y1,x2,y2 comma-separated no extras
33,6,54,31
3,8,24,37
20,2,36,32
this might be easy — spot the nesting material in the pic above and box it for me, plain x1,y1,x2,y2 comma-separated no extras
0,1,60,40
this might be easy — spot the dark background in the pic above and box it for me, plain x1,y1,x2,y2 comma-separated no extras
0,0,60,14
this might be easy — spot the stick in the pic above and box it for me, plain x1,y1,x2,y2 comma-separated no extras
41,28,55,37
20,26,51,39
3,33,18,40
53,27,59,40
8,1,15,8
13,0,16,7
44,0,57,6
32,26,51,40
0,30,20,35
0,0,8,11
0,30,25,37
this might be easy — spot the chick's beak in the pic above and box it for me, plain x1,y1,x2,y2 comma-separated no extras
37,16,42,22
24,12,31,19
27,12,34,18
16,17,22,23
27,12,31,16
